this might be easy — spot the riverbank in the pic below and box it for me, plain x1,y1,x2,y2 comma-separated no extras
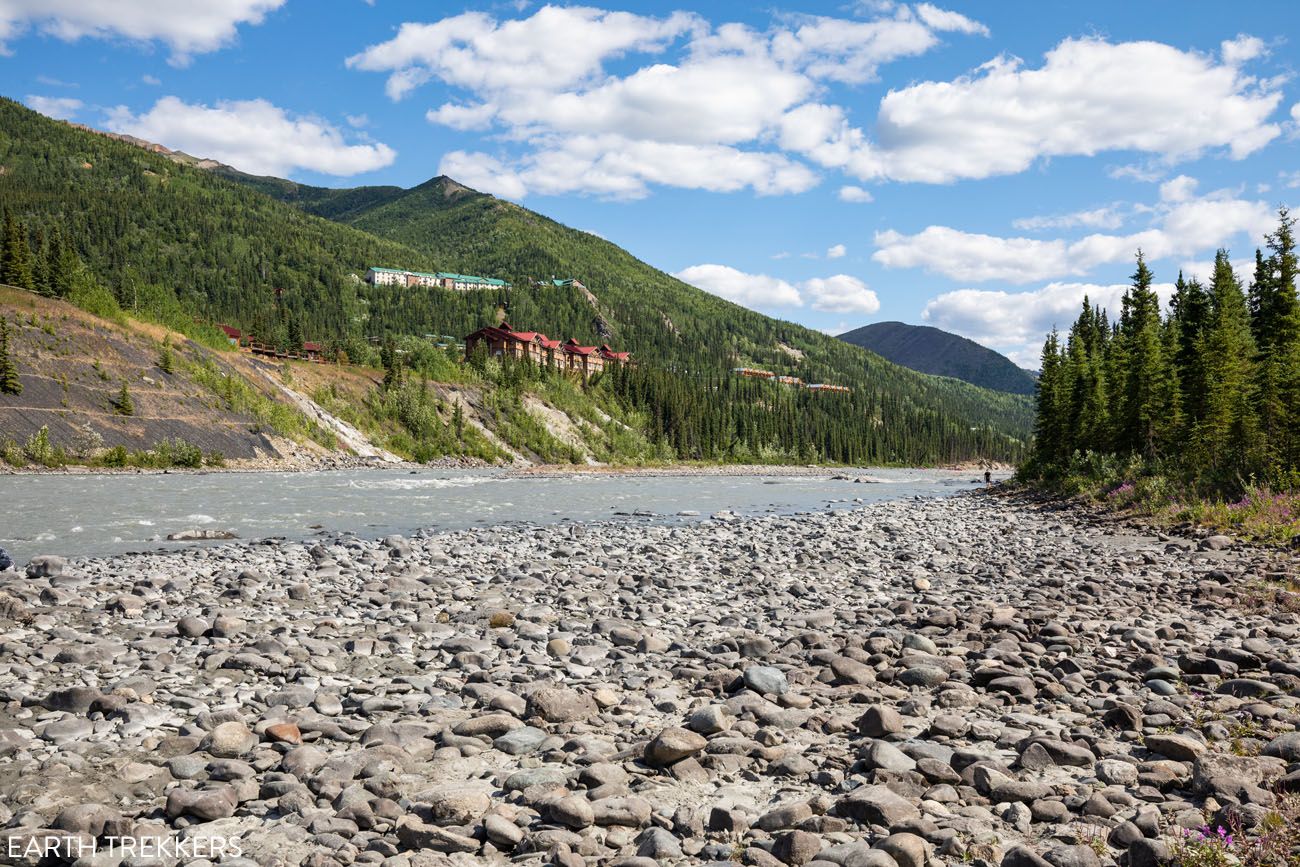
505,463,1006,480
1,493,1297,865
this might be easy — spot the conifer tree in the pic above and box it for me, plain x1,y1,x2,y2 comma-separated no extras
1116,252,1167,456
1031,330,1068,467
1198,250,1258,480
1168,272,1210,424
0,316,22,396
115,381,134,416
0,213,34,290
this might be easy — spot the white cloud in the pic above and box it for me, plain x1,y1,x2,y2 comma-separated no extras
838,185,873,202
0,0,285,65
803,274,879,313
1292,102,1300,123
1221,34,1266,66
922,280,1176,356
25,95,83,120
349,4,986,199
1159,174,1198,202
770,9,976,85
441,135,817,200
913,3,988,36
141,74,161,86
1282,170,1300,189
674,264,802,308
105,96,397,177
427,102,498,131
345,113,369,128
875,191,1276,283
827,243,846,259
790,36,1283,183
346,7,703,100
1012,206,1125,232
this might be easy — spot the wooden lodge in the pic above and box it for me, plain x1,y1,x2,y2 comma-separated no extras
464,322,632,379
216,324,328,363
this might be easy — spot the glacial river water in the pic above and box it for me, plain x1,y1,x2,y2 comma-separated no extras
0,467,998,562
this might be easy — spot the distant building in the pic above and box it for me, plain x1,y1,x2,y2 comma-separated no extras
218,324,242,347
365,267,407,286
536,278,587,291
436,272,511,291
365,267,511,291
301,341,323,361
463,321,630,379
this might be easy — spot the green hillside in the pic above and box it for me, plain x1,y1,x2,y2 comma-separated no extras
839,321,1039,395
249,174,1033,435
0,97,1031,464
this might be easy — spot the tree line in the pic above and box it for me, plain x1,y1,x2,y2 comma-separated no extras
1026,208,1299,492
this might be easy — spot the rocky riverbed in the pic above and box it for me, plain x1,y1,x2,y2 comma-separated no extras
0,493,1297,867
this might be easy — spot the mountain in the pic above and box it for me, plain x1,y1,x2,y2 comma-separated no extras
839,322,1038,395
1,97,1032,465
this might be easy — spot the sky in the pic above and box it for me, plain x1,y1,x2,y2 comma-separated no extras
5,1,1300,368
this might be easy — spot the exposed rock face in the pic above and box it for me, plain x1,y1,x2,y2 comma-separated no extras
0,492,1298,865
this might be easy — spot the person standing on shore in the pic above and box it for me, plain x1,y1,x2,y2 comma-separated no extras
984,470,992,485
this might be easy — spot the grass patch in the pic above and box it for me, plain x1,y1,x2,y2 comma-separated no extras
185,354,337,449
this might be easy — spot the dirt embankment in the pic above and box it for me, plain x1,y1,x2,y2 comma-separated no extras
0,287,285,460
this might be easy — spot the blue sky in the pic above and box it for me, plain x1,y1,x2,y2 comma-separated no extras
6,1,1299,366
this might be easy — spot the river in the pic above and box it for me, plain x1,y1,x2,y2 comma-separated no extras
0,467,996,562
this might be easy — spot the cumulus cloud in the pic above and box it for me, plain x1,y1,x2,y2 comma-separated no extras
922,280,1177,360
827,243,846,259
874,191,1277,283
789,36,1283,184
1221,34,1266,65
346,7,703,100
1159,174,1198,202
803,274,880,313
105,96,396,177
838,185,873,202
439,136,817,200
349,4,987,199
1012,206,1125,232
770,9,972,85
674,264,802,308
0,0,285,65
25,95,83,120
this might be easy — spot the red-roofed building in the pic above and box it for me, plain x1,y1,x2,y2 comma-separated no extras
464,322,630,379
218,324,242,347
302,341,323,361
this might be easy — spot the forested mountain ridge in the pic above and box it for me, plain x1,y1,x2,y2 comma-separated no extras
839,321,1038,395
233,162,1035,449
0,97,1030,464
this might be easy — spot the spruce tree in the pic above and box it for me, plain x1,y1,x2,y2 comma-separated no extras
1032,330,1068,468
115,381,134,416
0,316,22,396
1116,252,1167,456
1168,273,1210,425
0,213,35,291
1251,209,1300,467
1198,250,1258,481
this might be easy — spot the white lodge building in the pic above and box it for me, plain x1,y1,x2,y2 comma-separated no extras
365,267,511,291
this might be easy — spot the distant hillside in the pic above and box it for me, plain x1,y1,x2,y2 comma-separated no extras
1,97,1032,464
839,322,1038,395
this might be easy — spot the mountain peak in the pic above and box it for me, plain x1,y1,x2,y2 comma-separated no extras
414,175,478,199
